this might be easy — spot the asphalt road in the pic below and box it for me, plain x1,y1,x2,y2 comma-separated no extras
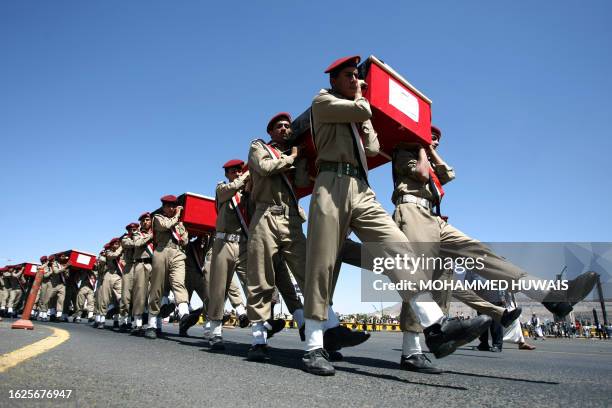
1,318,611,408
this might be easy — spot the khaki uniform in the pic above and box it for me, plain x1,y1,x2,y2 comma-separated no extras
41,262,68,313
305,89,434,321
186,237,245,314
120,235,136,318
74,268,96,317
131,229,153,317
208,174,250,321
8,268,25,310
392,148,518,331
246,139,307,323
148,213,188,316
0,272,9,310
99,248,123,314
35,264,52,311
94,255,106,316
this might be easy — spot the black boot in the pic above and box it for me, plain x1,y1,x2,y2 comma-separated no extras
424,316,492,359
302,348,335,376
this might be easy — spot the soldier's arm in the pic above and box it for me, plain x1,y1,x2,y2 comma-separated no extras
121,236,135,249
154,213,180,231
132,231,153,247
428,147,455,185
394,149,428,182
43,266,52,278
248,141,295,177
312,92,372,124
293,157,311,188
216,172,249,203
106,247,123,261
361,119,380,157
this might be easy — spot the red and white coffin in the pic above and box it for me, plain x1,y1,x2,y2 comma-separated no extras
22,262,41,278
290,55,432,197
53,250,97,271
179,192,217,235
153,192,217,236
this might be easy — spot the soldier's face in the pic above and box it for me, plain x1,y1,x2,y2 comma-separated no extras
162,203,176,217
112,242,120,250
331,67,359,99
141,217,151,230
431,134,440,150
225,166,242,182
269,120,292,144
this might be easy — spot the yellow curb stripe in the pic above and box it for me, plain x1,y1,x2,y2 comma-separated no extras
0,327,70,373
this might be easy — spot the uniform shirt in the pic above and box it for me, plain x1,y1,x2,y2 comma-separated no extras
97,256,106,279
248,140,299,209
105,247,123,274
121,235,136,265
310,89,379,167
391,148,455,204
215,172,248,234
132,229,154,260
42,264,52,281
49,261,69,286
153,213,188,249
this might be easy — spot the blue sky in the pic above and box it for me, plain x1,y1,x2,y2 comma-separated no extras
1,1,611,313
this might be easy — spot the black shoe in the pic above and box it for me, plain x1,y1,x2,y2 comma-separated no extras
97,322,105,329
179,309,201,336
105,309,116,319
501,307,522,328
542,302,573,318
324,325,370,352
156,327,163,337
302,348,335,376
424,316,492,359
265,318,285,339
247,344,270,362
130,327,144,337
476,343,491,351
74,317,82,323
490,346,502,352
119,323,129,333
88,317,95,323
113,321,120,330
41,317,49,322
158,303,175,319
144,327,157,339
400,354,443,374
208,335,225,350
542,272,598,317
238,314,250,328
328,350,343,362
299,325,305,341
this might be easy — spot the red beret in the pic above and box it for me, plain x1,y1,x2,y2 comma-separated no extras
138,212,151,221
110,237,121,244
40,256,48,263
48,255,56,261
431,125,442,137
160,194,178,204
324,55,361,74
222,159,244,169
125,222,139,230
267,112,292,133
103,243,111,250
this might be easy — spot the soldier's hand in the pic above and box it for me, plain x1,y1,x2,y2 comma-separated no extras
290,146,299,158
358,79,368,91
175,206,184,215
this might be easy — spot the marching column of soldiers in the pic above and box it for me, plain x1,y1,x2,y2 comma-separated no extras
2,55,599,377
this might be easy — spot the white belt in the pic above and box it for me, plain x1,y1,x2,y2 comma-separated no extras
397,194,432,210
216,232,243,243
